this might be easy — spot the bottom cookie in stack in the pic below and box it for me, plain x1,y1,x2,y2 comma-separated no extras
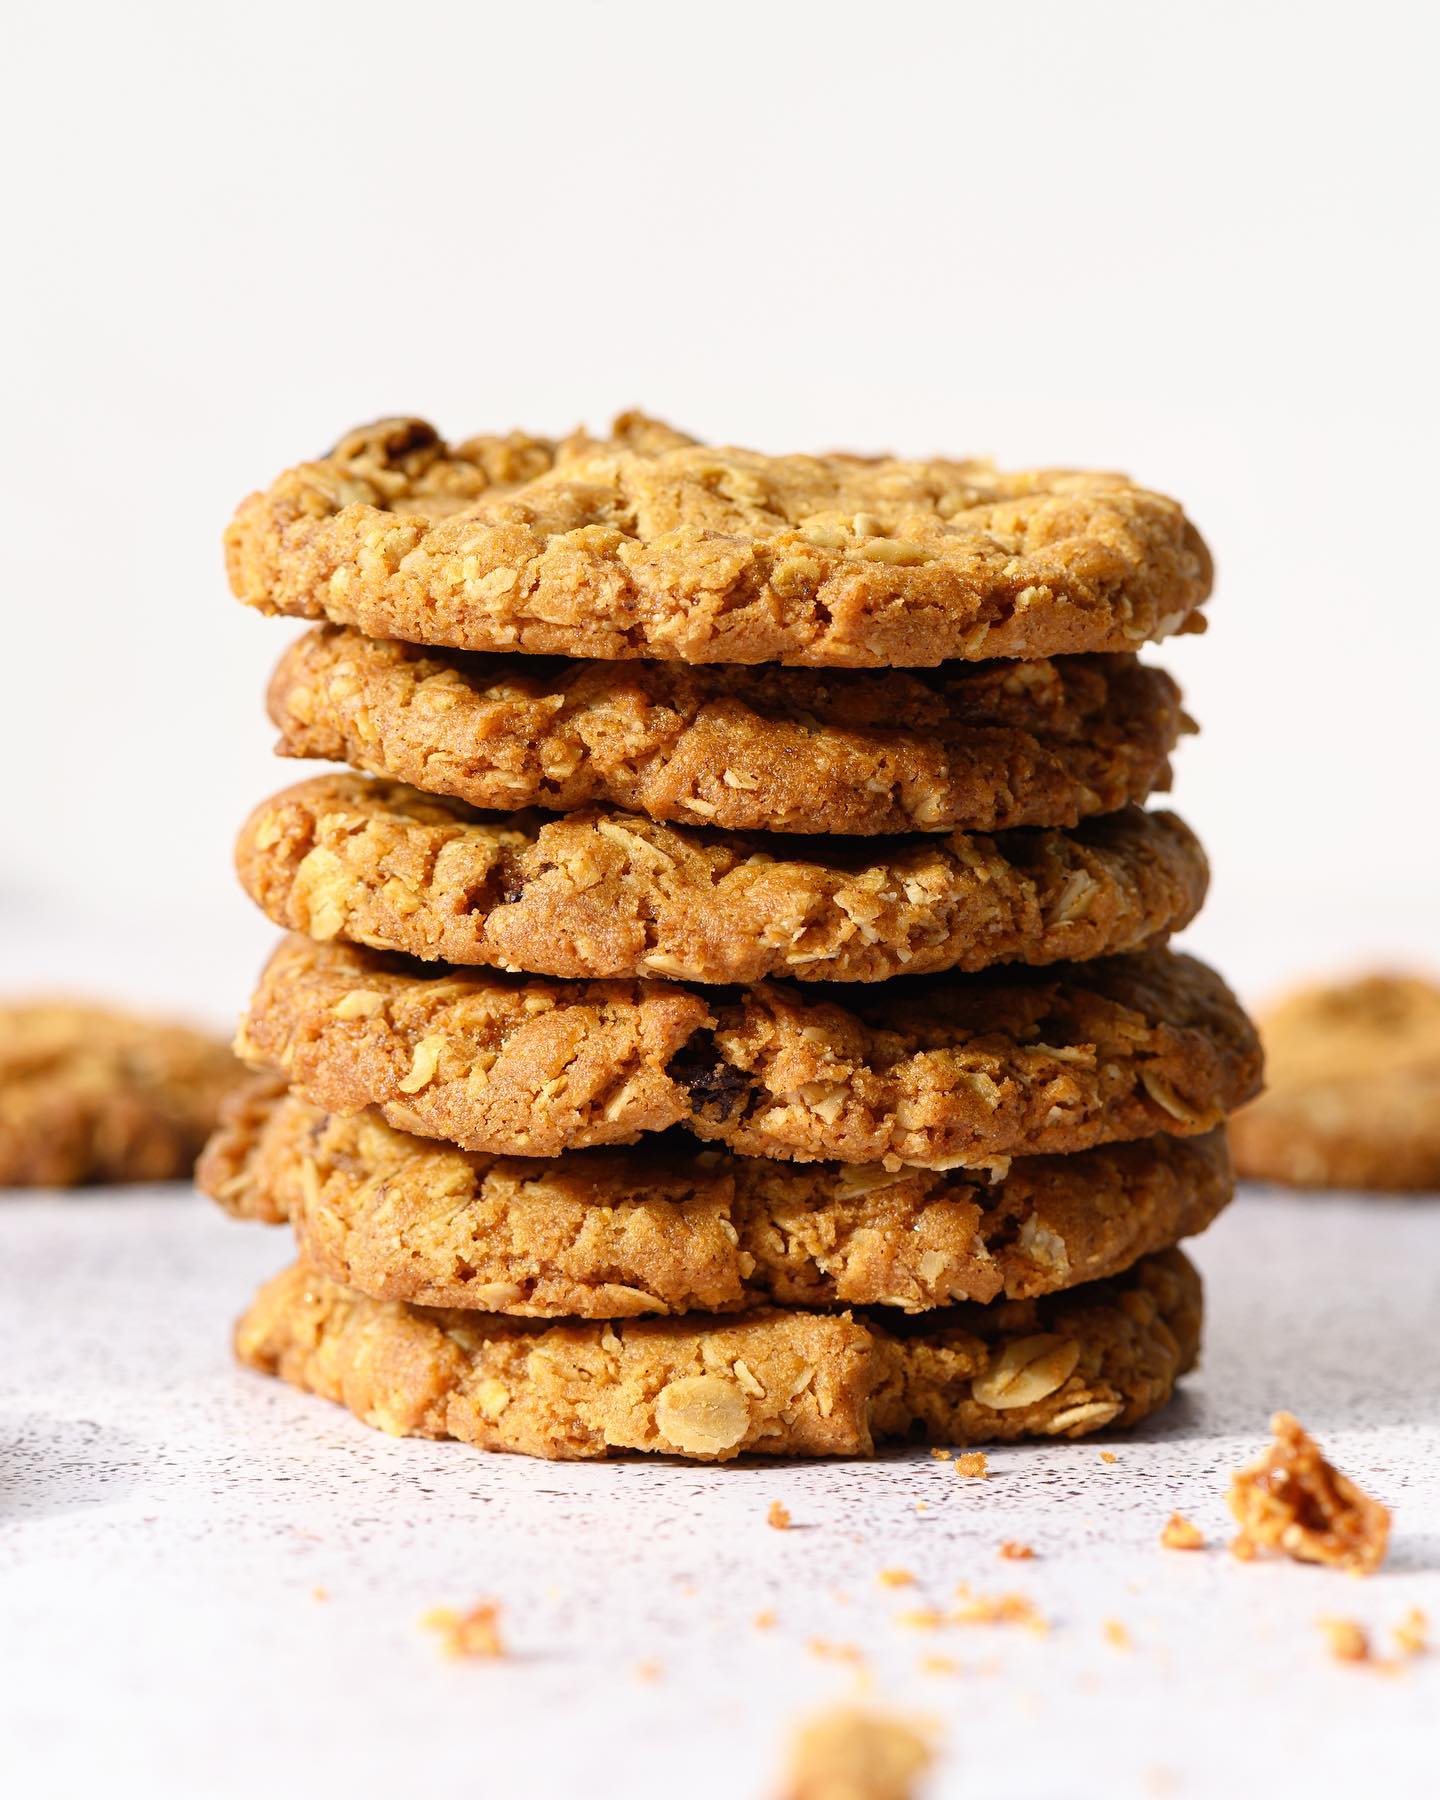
200,1077,1227,1462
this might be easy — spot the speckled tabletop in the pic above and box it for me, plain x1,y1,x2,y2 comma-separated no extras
2,1185,1436,1800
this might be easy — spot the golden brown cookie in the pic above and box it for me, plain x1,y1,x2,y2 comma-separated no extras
226,416,1212,668
236,936,1261,1169
236,774,1208,986
0,1001,243,1186
234,1247,1202,1461
268,627,1188,836
1229,973,1440,1190
200,1075,1232,1316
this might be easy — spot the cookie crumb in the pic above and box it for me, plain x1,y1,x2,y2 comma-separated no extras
1100,1451,1118,1465
895,1608,945,1631
1393,1607,1428,1658
1104,1619,1133,1651
954,1452,989,1479
1228,1413,1390,1575
781,1705,934,1800
808,1638,865,1666
929,1448,953,1461
635,1659,663,1682
311,1586,329,1602
999,1541,1036,1561
422,1601,504,1660
914,1502,929,1513
919,1654,959,1676
1160,1513,1205,1551
754,1609,777,1629
953,1584,1048,1633
1319,1617,1370,1663
768,1500,793,1531
878,1568,916,1589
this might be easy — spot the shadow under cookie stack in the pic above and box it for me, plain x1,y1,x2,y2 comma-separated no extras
200,414,1262,1464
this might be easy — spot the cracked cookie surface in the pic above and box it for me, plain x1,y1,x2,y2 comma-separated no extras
227,415,1212,668
269,627,1187,836
237,937,1261,1168
0,1002,243,1186
234,1247,1201,1461
201,1076,1231,1316
1230,973,1440,1190
236,774,1208,985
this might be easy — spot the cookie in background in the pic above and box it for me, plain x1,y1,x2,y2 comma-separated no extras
0,1001,244,1187
1230,972,1440,1191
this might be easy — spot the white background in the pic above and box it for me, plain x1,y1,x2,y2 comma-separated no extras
3,0,1437,1021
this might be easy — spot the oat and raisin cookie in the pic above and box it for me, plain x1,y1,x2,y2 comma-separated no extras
236,936,1261,1168
236,774,1208,985
269,627,1187,836
234,1245,1201,1461
0,1001,242,1186
227,416,1212,668
201,1075,1232,1316
1230,973,1440,1190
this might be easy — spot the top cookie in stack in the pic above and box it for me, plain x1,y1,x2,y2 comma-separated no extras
206,415,1259,1463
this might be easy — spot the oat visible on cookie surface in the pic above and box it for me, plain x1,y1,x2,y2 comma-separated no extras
0,1001,243,1186
237,936,1261,1167
269,626,1188,837
1230,972,1440,1190
235,1248,1201,1462
199,1077,1232,1315
226,414,1212,668
237,772,1209,985
1228,1412,1391,1574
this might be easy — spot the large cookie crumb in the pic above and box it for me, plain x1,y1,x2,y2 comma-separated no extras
1228,1412,1390,1575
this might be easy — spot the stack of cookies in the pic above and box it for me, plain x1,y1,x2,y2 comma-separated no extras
200,415,1262,1463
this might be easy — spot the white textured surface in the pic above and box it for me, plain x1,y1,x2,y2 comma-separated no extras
2,1187,1436,1799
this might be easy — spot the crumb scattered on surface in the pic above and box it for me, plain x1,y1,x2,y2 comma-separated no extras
1160,1513,1205,1551
953,1584,1048,1632
895,1608,945,1631
1228,1413,1391,1575
1100,1451,1118,1465
755,1609,777,1630
915,1502,929,1513
782,1704,935,1800
311,1586,329,1602
1319,1617,1370,1663
955,1452,989,1479
422,1601,504,1659
1393,1608,1428,1658
768,1500,793,1531
635,1659,663,1682
808,1638,865,1665
999,1541,1036,1561
919,1654,959,1676
1104,1619,1133,1651
878,1568,916,1588
929,1449,953,1461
